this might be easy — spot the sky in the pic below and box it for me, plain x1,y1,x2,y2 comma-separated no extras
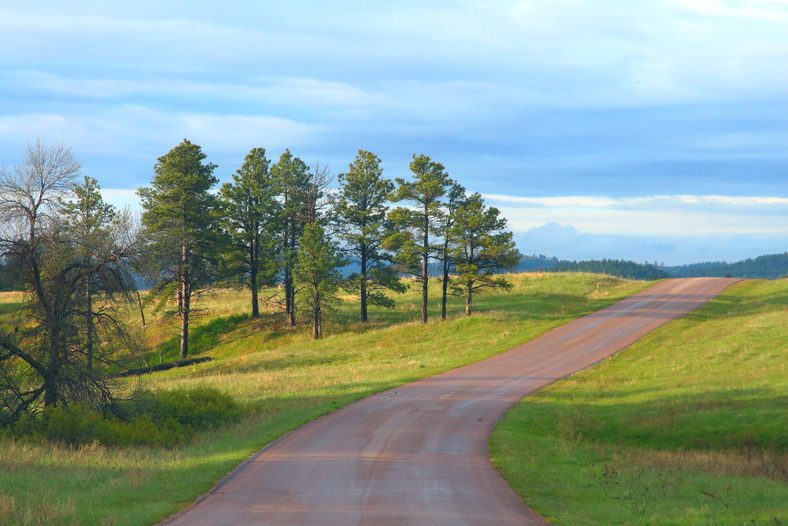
0,0,786,264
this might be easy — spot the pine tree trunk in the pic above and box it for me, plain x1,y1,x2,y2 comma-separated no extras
180,289,190,358
179,243,190,359
287,276,296,327
250,265,259,319
313,291,321,339
360,249,368,323
176,259,183,314
441,240,450,320
290,221,298,327
421,253,429,324
465,282,473,316
421,211,429,324
284,266,292,322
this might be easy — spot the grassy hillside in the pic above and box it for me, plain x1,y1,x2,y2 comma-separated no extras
491,279,788,525
0,273,648,526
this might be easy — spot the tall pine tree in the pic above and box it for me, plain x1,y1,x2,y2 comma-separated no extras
334,150,404,323
271,150,310,327
388,154,450,323
138,140,219,358
219,148,278,318
450,193,520,316
437,181,467,320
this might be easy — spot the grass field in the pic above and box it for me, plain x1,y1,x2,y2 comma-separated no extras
491,278,788,525
0,273,649,526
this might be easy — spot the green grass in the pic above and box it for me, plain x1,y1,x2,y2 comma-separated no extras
491,278,788,525
0,291,24,328
0,273,649,526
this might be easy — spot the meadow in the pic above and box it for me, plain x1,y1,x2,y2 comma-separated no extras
491,278,788,525
0,273,648,526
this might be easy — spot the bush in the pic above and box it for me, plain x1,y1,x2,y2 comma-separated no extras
126,386,243,431
24,387,242,448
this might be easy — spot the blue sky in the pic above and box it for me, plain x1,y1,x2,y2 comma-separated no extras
0,0,786,264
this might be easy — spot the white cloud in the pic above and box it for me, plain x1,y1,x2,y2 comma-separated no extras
1,71,391,110
668,0,788,20
0,0,785,239
484,194,788,207
484,193,788,236
0,107,319,157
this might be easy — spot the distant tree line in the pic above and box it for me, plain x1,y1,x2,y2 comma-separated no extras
665,253,788,279
517,255,668,280
518,253,788,280
0,140,519,423
549,259,669,280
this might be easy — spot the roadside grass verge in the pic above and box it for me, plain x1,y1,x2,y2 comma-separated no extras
0,273,648,526
490,278,788,525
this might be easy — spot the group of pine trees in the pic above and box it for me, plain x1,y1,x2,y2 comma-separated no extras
138,140,520,355
0,140,518,421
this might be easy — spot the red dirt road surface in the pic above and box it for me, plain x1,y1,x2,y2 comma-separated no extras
162,277,737,526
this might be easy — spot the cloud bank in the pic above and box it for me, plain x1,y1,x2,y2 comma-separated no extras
1,1,785,262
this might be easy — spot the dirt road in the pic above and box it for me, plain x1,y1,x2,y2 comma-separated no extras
162,277,737,526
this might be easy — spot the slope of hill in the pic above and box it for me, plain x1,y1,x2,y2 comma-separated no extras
0,273,648,526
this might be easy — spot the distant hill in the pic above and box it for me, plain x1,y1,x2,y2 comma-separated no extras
518,252,788,280
664,252,788,279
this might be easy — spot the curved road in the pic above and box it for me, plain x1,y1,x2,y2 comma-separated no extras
163,277,737,526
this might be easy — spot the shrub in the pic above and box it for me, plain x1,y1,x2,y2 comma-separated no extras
126,386,243,431
23,387,242,448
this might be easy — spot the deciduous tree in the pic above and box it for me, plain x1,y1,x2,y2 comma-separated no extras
0,142,137,422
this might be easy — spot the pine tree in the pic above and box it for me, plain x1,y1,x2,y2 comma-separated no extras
219,148,278,319
138,139,219,358
437,181,467,320
450,193,520,316
334,150,404,323
271,150,311,327
61,176,116,370
293,222,346,339
388,154,450,323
